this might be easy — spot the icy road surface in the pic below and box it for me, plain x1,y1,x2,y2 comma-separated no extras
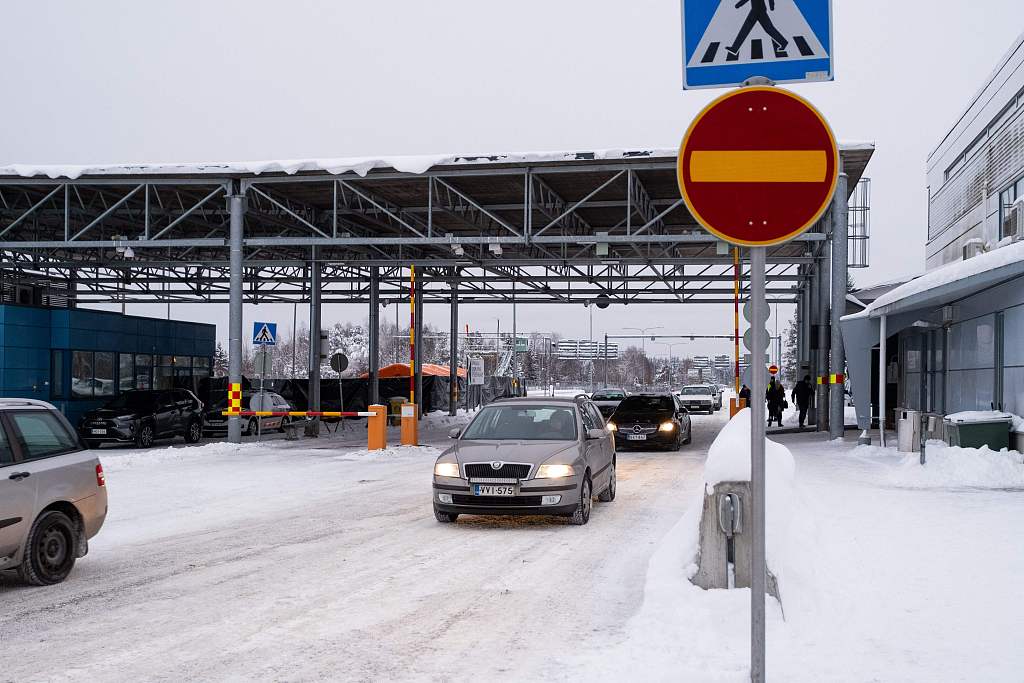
0,413,716,681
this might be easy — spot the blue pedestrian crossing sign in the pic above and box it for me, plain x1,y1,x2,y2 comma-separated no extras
681,0,833,89
252,322,277,346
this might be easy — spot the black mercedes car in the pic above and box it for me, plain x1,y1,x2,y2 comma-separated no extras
606,392,691,450
79,389,204,448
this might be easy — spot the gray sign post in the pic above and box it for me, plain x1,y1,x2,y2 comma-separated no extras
748,247,767,682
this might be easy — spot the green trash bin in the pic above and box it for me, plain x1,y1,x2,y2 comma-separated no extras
943,415,1012,450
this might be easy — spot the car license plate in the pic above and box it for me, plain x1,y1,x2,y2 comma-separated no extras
474,484,515,496
90,428,106,435
627,434,647,441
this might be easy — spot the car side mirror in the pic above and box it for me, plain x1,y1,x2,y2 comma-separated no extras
448,426,462,439
587,428,606,440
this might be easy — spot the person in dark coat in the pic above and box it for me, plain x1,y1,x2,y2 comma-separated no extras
791,374,814,429
738,384,752,405
765,377,785,427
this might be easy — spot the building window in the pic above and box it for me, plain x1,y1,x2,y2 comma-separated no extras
193,356,210,378
119,353,134,392
72,351,95,397
999,176,1024,239
947,315,997,412
94,352,115,397
51,350,64,399
135,354,153,390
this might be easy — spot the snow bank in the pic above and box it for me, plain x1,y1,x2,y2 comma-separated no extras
704,408,796,490
334,445,440,461
100,441,260,472
945,409,1023,432
888,441,1024,489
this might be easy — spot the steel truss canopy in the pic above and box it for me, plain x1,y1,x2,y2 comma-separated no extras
0,145,872,306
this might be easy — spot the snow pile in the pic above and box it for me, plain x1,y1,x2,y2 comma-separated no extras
945,410,1024,432
701,409,798,579
100,440,258,472
334,445,441,461
888,441,1024,489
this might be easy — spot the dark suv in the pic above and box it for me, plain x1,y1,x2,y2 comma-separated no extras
79,389,204,448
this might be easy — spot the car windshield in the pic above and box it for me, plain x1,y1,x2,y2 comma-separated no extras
103,392,156,411
680,387,710,395
461,405,578,441
617,396,674,412
592,391,625,400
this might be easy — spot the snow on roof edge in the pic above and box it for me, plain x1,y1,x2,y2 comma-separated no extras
843,240,1024,322
0,142,876,181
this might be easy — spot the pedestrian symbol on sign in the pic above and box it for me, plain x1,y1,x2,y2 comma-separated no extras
252,322,277,346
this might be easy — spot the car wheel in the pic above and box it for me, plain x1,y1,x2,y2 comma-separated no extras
135,423,154,448
598,462,616,502
684,425,692,445
673,429,683,451
434,507,458,523
246,417,258,436
278,416,290,434
569,477,592,526
184,419,202,443
17,511,78,586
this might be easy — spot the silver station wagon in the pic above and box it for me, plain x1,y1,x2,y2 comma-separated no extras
432,396,616,525
0,399,108,585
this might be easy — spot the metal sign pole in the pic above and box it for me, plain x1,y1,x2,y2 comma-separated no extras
749,246,767,683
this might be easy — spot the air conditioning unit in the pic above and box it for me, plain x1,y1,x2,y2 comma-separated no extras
962,238,986,260
1003,199,1024,242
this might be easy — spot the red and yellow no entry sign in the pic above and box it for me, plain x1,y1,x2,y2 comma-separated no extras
677,86,838,247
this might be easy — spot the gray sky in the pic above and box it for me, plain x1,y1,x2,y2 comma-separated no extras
3,1,1022,359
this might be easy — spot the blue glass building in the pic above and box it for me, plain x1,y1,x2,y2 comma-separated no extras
0,304,215,425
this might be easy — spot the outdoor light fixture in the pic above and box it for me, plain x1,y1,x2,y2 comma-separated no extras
488,243,502,256
123,246,135,259
452,244,465,256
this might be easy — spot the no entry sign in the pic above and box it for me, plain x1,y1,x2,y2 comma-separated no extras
677,86,838,246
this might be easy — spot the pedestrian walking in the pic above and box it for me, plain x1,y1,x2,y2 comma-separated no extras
765,377,785,427
791,374,813,429
739,384,752,405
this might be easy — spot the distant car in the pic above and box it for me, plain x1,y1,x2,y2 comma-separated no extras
0,399,107,585
79,389,204,448
607,393,691,450
432,396,615,525
203,391,295,436
677,385,716,413
590,388,628,417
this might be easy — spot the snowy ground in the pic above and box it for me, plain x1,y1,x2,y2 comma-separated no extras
3,408,1023,681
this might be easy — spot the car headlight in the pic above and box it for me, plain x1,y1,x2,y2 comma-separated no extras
536,464,575,479
433,462,461,478
606,422,617,431
659,421,676,432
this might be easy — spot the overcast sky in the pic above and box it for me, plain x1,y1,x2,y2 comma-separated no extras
2,1,1022,359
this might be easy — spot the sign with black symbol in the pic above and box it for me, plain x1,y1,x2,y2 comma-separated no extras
681,0,833,89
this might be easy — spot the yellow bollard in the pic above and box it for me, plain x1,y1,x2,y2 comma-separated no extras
368,404,387,451
729,397,748,418
400,402,419,446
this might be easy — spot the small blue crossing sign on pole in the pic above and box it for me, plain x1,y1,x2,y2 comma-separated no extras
252,322,277,346
681,0,833,89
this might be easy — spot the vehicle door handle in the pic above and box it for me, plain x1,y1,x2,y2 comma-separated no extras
8,472,30,481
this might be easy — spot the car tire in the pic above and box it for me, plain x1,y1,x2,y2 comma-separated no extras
672,430,683,451
184,418,202,443
278,416,290,434
684,426,692,445
17,510,78,586
569,477,592,526
135,423,154,448
598,463,616,502
246,417,258,436
434,507,458,523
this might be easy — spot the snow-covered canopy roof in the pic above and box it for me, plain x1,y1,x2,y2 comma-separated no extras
843,240,1024,320
0,142,876,181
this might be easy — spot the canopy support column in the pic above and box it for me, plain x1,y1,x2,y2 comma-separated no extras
415,278,424,419
449,271,459,417
368,266,380,406
830,171,849,439
306,246,322,437
228,188,244,444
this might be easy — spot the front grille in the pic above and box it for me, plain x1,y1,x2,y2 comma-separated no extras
464,463,531,480
451,495,543,507
619,424,657,434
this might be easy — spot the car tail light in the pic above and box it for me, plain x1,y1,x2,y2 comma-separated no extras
96,463,106,487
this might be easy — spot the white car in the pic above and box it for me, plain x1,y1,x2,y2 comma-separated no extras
676,385,716,414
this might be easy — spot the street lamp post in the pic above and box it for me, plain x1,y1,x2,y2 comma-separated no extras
622,326,664,388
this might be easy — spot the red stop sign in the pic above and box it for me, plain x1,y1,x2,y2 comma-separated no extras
769,365,779,375
677,87,838,247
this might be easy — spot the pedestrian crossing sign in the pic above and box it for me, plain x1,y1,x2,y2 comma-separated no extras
252,321,277,346
681,0,833,89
